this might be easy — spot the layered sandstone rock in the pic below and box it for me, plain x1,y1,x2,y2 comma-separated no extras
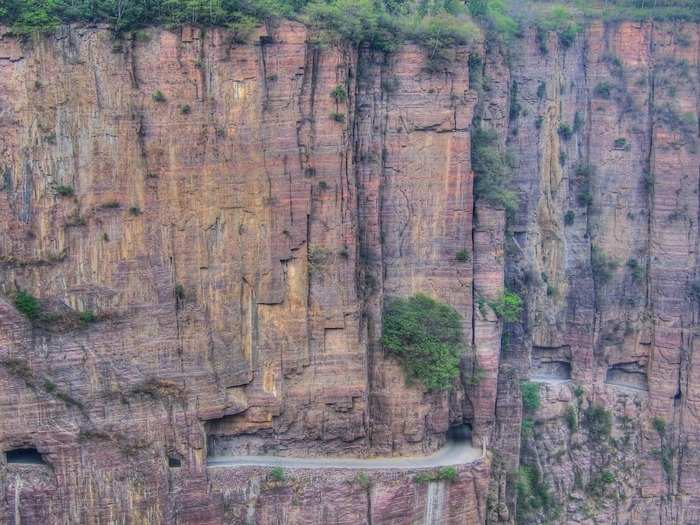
0,21,489,523
0,16,698,525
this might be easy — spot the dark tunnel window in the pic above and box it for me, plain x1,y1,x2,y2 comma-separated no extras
168,456,182,468
5,448,46,465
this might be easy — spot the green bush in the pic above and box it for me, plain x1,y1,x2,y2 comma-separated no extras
414,467,458,483
614,137,630,150
627,258,643,282
652,416,666,436
330,112,345,123
516,464,555,519
489,290,523,322
269,466,285,481
354,472,371,488
14,290,41,319
564,210,575,225
55,184,74,197
471,127,516,212
535,4,580,48
437,466,458,482
587,469,615,497
2,0,697,41
565,405,578,431
521,381,540,412
78,310,97,323
414,471,436,483
654,446,674,478
455,249,470,262
152,90,166,103
558,123,573,141
330,85,347,103
381,294,464,392
585,404,612,442
577,190,593,207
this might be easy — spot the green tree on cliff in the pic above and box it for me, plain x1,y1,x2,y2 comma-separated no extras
381,294,465,392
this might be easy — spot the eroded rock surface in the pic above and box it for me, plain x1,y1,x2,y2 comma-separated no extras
0,17,698,525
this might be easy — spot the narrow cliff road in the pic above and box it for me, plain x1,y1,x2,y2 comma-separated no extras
207,441,482,470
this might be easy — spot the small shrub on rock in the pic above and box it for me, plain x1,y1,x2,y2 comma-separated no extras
269,467,285,482
585,404,612,442
521,381,541,412
489,290,523,322
14,290,41,319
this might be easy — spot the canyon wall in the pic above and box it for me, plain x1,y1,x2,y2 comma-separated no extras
0,17,698,525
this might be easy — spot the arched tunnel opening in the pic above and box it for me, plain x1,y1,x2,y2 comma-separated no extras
447,423,473,444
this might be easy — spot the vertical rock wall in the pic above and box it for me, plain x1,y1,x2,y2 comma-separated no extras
0,16,699,525
0,21,489,523
488,20,700,525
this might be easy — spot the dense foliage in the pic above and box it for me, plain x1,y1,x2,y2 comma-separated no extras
381,294,465,392
0,0,481,51
1,0,696,41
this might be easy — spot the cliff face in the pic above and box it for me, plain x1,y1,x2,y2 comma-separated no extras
488,20,700,525
0,18,698,525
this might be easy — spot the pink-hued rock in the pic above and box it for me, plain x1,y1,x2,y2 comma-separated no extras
0,21,490,523
0,16,699,525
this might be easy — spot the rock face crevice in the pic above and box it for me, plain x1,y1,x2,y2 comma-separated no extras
0,18,698,525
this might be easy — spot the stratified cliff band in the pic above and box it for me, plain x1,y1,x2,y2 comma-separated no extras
0,17,698,525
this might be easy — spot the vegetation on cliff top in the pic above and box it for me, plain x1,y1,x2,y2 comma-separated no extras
381,293,465,392
1,0,696,42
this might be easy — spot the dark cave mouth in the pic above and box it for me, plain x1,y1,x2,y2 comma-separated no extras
5,447,47,465
447,423,473,443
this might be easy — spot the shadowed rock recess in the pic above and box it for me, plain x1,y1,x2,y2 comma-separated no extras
0,15,698,525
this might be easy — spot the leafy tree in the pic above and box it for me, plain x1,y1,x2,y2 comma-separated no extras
381,294,465,392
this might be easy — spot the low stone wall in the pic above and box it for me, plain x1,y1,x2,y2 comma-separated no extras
208,456,490,525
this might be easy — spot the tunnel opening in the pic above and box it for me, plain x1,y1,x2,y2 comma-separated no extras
5,448,46,465
605,362,648,391
168,456,182,468
531,346,572,381
532,361,572,381
447,423,472,443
